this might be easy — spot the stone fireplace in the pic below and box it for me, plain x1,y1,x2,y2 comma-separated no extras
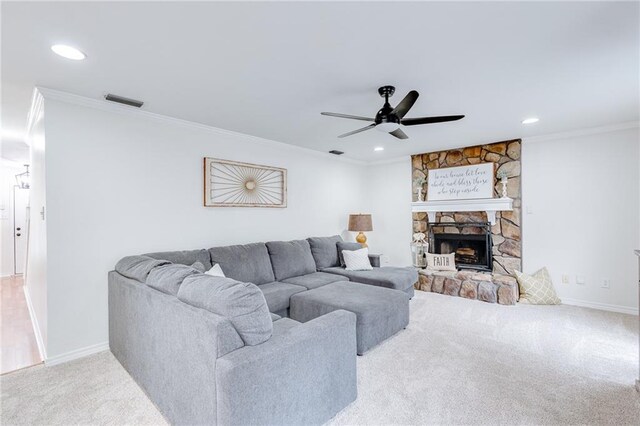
411,139,522,275
410,139,522,305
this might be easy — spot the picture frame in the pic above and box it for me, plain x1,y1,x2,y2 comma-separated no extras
203,158,287,208
426,162,494,201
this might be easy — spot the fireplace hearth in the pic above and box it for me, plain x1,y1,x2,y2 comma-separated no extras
429,222,493,272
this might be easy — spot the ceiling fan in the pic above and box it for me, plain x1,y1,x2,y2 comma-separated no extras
321,85,464,139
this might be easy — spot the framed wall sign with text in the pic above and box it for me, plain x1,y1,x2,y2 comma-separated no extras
427,163,494,201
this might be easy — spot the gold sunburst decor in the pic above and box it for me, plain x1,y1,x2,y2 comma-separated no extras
204,158,287,207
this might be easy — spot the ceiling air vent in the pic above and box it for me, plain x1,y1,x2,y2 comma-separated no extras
104,94,144,108
329,150,344,155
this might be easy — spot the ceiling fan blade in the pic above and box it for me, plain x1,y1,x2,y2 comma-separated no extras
338,124,376,138
391,90,419,118
389,128,408,139
321,112,375,122
401,115,465,126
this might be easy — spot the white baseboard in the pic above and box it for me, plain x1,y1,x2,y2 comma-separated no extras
562,298,639,316
23,286,47,360
45,342,110,367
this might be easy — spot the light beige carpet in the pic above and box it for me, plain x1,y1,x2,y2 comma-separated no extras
1,291,639,425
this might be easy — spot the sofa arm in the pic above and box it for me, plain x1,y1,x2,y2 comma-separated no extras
369,253,382,267
215,310,357,426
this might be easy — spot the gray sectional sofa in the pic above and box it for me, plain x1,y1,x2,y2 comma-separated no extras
108,235,417,425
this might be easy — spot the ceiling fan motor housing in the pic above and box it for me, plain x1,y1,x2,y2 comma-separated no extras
375,105,399,125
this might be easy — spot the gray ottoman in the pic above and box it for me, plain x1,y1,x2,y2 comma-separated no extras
290,281,409,355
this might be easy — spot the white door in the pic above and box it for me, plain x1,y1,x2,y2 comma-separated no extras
13,187,29,275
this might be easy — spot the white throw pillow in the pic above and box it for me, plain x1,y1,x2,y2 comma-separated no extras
342,247,373,271
426,253,456,271
205,263,226,277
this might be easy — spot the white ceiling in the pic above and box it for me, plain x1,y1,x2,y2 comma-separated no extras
1,1,638,162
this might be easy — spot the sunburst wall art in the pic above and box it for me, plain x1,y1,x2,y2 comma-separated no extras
204,158,287,208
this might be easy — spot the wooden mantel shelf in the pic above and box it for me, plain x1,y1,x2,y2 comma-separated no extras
411,197,513,225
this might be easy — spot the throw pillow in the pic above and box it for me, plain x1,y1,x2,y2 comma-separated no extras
205,263,226,277
426,253,456,271
515,267,561,305
342,247,373,271
336,241,363,267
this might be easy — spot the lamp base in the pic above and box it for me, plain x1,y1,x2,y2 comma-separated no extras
356,232,368,248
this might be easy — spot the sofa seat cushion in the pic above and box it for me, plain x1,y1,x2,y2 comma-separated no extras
322,266,418,292
290,281,409,354
209,243,275,285
281,272,348,290
145,249,212,270
146,263,202,296
266,240,317,281
258,282,306,313
307,235,343,269
177,274,272,346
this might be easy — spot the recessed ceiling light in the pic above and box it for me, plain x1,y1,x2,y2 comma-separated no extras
51,44,86,60
522,117,539,125
374,147,384,152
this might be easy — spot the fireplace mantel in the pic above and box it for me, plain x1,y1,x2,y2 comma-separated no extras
411,197,513,225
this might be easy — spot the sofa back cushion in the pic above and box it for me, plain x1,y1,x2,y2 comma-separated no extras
177,274,273,345
307,235,343,269
146,263,202,296
145,249,212,270
266,240,317,281
209,243,275,285
115,255,170,282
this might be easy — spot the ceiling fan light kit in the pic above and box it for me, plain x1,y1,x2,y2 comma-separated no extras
321,85,464,140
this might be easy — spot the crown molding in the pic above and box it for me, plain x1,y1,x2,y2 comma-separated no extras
34,87,367,166
523,121,639,144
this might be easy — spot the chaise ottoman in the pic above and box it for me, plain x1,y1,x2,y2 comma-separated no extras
290,281,409,355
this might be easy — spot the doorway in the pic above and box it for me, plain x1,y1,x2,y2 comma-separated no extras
1,170,42,374
13,187,29,275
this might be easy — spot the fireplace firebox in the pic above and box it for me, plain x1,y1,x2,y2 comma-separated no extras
428,222,493,272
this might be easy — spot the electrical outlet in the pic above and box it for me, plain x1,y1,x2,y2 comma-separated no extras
562,275,570,284
601,279,611,289
576,275,586,285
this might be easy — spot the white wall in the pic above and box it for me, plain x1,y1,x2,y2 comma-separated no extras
366,159,413,266
0,160,24,277
40,93,368,359
522,125,640,313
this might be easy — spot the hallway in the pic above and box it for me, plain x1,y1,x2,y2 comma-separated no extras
1,275,42,374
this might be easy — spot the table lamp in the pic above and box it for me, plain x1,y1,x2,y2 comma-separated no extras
348,214,373,247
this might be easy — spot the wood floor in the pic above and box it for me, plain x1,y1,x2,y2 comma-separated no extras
1,275,42,374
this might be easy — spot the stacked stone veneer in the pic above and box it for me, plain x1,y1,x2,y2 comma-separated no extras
411,139,522,275
416,270,518,305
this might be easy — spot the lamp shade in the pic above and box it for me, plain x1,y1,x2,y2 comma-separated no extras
348,214,373,232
